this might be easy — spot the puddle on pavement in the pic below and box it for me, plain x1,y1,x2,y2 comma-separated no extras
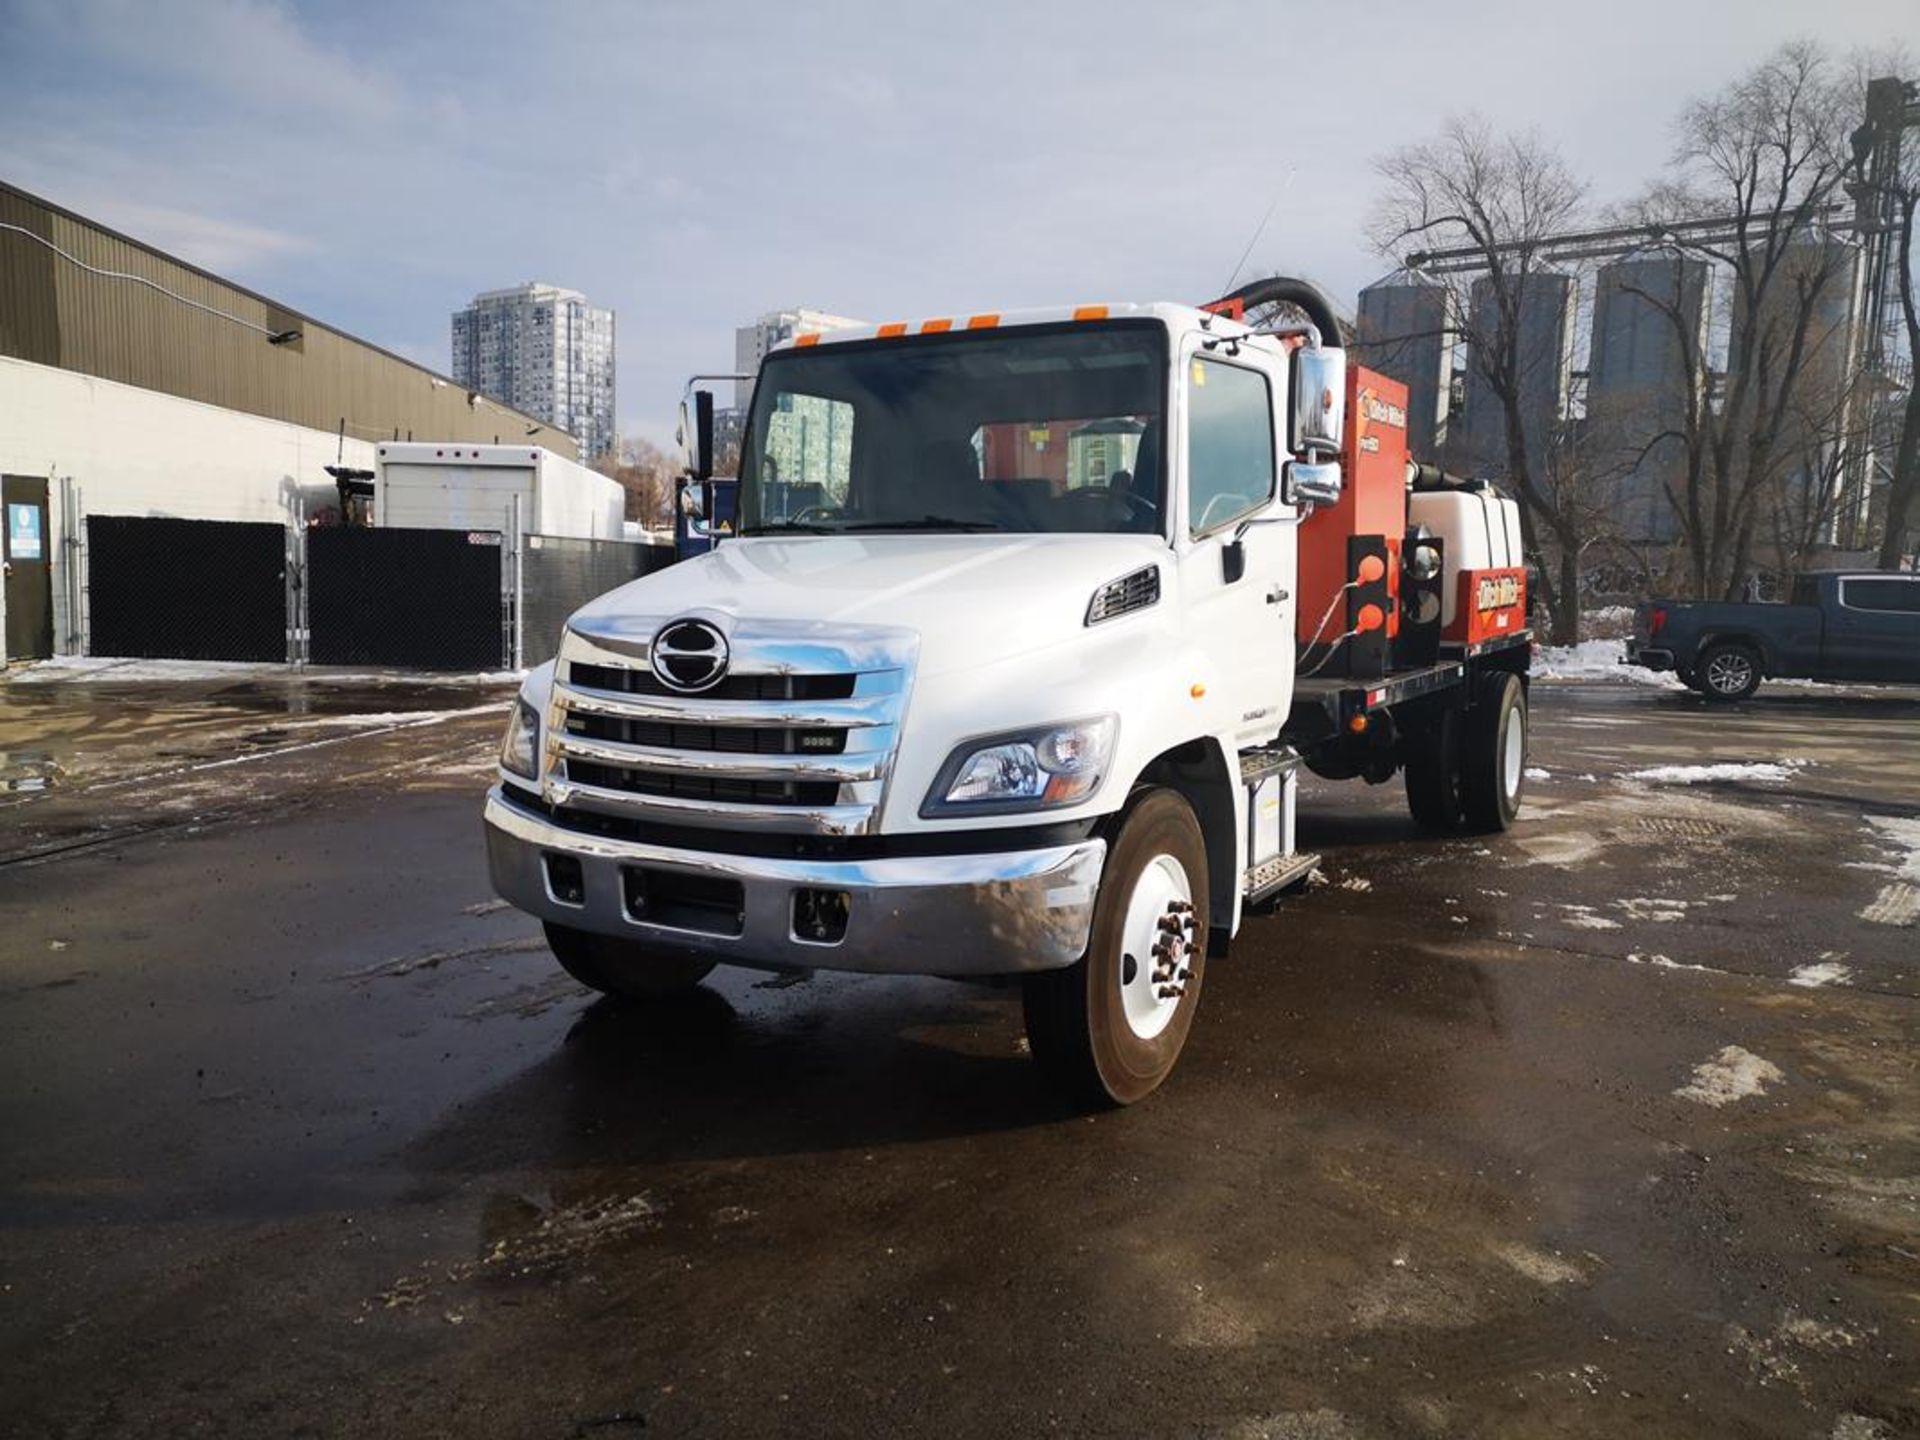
0,752,63,793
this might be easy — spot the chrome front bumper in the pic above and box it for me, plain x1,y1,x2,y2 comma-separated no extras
483,787,1106,977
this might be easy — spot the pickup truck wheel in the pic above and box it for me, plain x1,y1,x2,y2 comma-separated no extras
1460,671,1527,833
1404,706,1466,832
1697,642,1762,702
1021,788,1208,1107
543,922,715,1001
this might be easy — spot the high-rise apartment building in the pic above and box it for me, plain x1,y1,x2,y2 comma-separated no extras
731,308,865,408
451,283,616,460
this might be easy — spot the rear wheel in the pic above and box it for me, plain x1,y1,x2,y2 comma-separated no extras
1022,788,1209,1107
1404,706,1466,832
1697,641,1762,702
544,921,715,1001
1461,671,1527,833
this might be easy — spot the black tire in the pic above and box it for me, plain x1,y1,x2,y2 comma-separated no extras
543,921,716,1001
1461,671,1527,833
1022,788,1209,1107
1404,705,1466,832
1696,641,1762,702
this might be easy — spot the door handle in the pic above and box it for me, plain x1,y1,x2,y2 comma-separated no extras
1266,586,1288,605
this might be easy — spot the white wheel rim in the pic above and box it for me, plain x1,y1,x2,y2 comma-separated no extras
1502,704,1525,800
1117,853,1194,1041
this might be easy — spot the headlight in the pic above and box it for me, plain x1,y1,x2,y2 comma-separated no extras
921,716,1117,817
500,698,540,780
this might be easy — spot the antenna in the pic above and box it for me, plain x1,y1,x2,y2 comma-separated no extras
1220,168,1295,295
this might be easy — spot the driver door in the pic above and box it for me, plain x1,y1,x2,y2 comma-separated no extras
1176,344,1297,746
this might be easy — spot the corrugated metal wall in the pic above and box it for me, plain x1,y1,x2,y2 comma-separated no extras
0,182,579,460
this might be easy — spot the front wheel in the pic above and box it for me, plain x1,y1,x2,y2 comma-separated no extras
544,922,715,1001
1022,788,1209,1107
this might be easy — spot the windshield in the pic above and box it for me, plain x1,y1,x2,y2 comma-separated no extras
737,321,1167,536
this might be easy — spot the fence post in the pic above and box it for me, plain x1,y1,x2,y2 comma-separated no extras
285,491,307,667
513,494,526,670
74,486,89,657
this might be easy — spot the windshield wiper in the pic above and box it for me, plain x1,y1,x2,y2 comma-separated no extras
838,516,1002,533
741,520,838,535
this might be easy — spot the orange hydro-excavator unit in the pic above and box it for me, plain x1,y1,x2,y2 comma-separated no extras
1204,277,1528,685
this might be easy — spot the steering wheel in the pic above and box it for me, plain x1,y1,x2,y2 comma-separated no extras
788,505,843,525
1057,485,1157,523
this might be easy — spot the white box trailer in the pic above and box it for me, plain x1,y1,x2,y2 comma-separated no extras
373,442,624,539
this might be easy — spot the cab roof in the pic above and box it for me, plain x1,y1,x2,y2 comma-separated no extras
768,301,1257,354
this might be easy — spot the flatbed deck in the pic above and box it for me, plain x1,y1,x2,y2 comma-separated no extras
1280,630,1531,744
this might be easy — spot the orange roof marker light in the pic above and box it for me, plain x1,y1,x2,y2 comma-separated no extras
921,318,953,333
793,333,821,348
877,322,908,338
966,313,1000,330
1189,682,1207,700
1073,305,1109,322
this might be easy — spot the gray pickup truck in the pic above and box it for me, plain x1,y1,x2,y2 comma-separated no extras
1626,571,1920,700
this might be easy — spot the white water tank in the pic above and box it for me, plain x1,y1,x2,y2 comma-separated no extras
1409,488,1525,628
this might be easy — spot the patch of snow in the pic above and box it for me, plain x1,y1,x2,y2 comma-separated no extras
1533,639,1685,688
1615,897,1691,923
9,656,524,687
1863,815,1920,882
1563,909,1622,931
1628,952,1717,974
1336,876,1373,892
1625,760,1806,785
284,706,504,728
1788,960,1853,989
1860,883,1918,927
1675,1045,1783,1106
1524,767,1551,781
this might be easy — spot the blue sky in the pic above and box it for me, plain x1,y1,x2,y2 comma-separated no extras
1,0,1910,446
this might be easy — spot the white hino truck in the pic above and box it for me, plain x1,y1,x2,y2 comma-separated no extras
484,278,1533,1104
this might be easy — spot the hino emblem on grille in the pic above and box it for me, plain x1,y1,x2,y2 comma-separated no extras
649,618,730,693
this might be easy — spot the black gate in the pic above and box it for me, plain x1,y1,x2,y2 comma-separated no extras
308,527,503,670
86,515,287,661
520,536,675,666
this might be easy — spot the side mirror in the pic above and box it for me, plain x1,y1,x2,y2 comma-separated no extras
1284,459,1343,508
677,389,715,481
1290,346,1347,457
680,481,711,536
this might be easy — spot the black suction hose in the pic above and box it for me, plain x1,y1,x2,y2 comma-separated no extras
1206,276,1347,346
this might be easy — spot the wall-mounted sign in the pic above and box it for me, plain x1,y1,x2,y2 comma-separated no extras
7,504,42,561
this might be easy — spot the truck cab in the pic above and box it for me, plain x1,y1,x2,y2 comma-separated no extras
486,284,1531,1104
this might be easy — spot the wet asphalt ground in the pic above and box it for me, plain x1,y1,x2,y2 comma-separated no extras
1,669,1916,1439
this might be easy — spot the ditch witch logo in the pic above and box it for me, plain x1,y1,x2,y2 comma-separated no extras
1475,573,1522,612
1353,386,1408,455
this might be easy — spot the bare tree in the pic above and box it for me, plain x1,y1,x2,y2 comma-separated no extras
1371,116,1591,642
593,435,679,528
1860,73,1920,569
1621,42,1860,598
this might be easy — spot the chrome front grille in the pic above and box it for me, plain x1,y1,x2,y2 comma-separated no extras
544,619,916,836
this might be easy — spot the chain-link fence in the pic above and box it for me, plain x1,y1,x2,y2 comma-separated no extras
306,526,507,669
86,515,288,661
519,535,675,666
79,513,676,671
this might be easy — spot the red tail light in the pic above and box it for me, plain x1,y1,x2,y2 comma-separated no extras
1649,607,1667,637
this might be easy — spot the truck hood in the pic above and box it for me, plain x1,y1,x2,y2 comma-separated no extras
570,534,1170,678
